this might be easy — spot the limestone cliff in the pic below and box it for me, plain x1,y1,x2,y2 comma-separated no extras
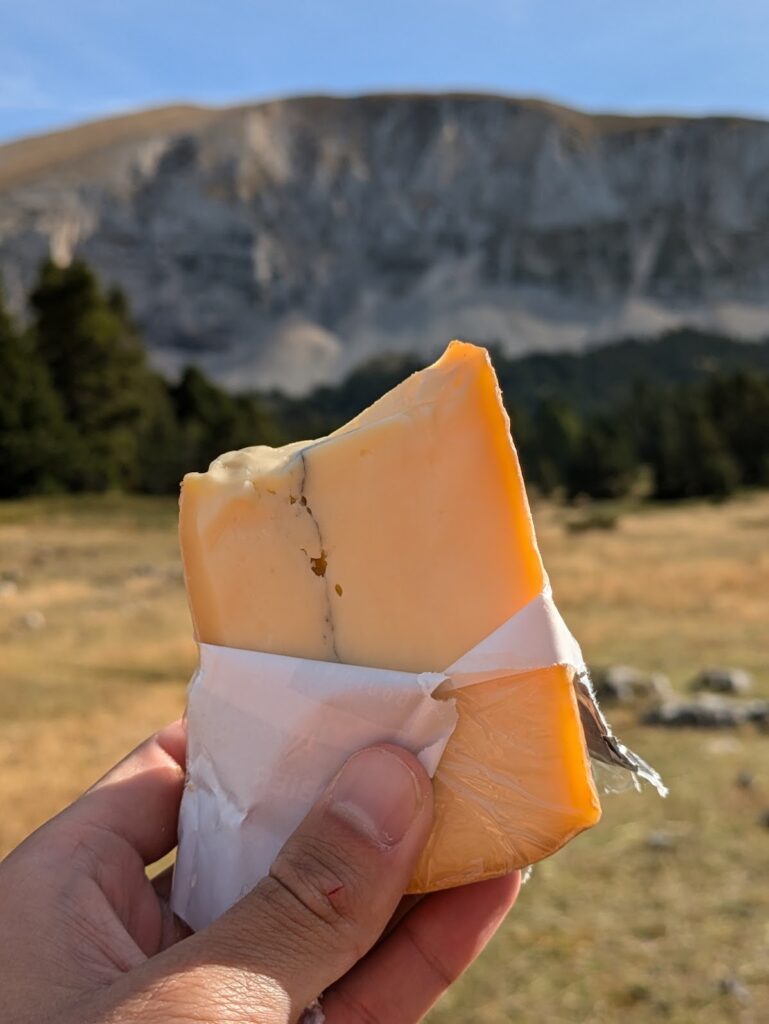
2,94,768,393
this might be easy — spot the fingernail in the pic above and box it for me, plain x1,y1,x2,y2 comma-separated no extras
327,747,423,847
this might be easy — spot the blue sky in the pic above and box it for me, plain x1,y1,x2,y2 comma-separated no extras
2,0,769,143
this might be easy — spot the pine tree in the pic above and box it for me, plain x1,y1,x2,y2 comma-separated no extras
567,415,637,500
0,278,74,496
131,377,187,495
171,366,287,474
650,393,739,500
705,372,769,486
171,366,244,472
29,260,161,491
526,398,583,495
682,399,740,499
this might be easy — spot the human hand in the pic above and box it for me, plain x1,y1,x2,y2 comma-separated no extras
0,721,520,1023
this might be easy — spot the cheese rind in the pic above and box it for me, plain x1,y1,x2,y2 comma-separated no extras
180,340,601,890
408,667,598,891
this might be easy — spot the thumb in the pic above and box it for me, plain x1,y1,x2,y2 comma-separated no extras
157,744,433,1021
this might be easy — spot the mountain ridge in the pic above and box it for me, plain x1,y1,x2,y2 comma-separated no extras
3,94,762,190
2,92,769,393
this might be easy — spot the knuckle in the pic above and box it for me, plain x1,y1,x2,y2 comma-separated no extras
401,920,456,989
329,988,387,1024
270,833,364,927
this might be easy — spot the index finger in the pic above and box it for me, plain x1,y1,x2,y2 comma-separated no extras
72,719,187,864
321,872,521,1023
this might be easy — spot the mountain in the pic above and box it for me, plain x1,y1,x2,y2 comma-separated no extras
2,93,769,394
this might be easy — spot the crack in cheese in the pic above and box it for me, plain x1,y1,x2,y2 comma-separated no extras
180,340,601,891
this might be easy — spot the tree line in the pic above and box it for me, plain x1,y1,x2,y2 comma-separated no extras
1,258,768,502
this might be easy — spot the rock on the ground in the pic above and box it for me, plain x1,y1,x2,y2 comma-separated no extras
130,563,160,578
645,829,676,850
719,975,751,1004
691,667,753,695
644,695,769,729
591,665,672,704
18,610,46,631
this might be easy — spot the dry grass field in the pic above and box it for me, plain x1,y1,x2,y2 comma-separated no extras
1,492,768,1022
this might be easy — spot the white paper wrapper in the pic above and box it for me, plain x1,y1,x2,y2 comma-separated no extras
440,587,584,688
171,649,456,931
171,585,660,930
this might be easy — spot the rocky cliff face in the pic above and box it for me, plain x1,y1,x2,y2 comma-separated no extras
2,94,769,393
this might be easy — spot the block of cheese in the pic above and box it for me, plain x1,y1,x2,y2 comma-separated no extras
180,340,601,891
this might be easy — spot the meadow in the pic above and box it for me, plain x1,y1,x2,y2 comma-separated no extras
1,493,768,1022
